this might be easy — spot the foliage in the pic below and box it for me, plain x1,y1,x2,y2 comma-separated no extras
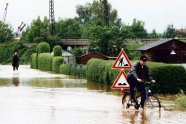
0,41,28,64
21,16,61,50
52,57,64,73
53,45,62,57
121,19,148,39
175,30,186,38
148,29,162,38
20,46,36,64
55,18,82,39
59,64,71,75
86,59,120,85
87,59,186,94
38,53,53,71
75,0,121,26
125,42,145,60
175,90,186,109
0,21,14,43
36,42,50,54
163,24,176,38
149,65,186,94
70,47,83,64
21,16,49,42
83,24,124,56
59,64,86,78
31,53,38,69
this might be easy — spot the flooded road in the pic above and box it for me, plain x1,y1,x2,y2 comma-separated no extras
0,65,185,124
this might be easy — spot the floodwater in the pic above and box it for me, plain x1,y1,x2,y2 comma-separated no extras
0,65,185,124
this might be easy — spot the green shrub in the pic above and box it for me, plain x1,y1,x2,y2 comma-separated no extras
87,59,121,85
31,53,38,69
70,64,77,76
36,42,50,54
52,57,64,73
20,47,36,64
59,64,71,75
0,41,28,64
53,45,62,57
38,53,53,71
149,65,186,94
86,58,186,94
81,65,87,78
59,64,86,78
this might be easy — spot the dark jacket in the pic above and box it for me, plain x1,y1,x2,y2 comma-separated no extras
12,55,19,67
127,62,152,81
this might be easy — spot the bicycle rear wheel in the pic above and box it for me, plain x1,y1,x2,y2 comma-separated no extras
144,95,161,111
122,94,131,109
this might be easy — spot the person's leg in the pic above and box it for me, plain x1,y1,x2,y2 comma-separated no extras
13,66,15,71
16,66,18,71
127,77,136,99
136,82,146,107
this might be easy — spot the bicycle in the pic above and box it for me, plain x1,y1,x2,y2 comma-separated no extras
122,82,161,111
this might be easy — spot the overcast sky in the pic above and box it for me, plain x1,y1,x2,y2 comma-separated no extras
1,0,186,33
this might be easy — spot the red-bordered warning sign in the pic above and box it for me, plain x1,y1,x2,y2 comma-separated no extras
112,70,130,89
112,49,132,69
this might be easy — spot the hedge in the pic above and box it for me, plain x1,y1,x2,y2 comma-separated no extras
87,58,186,94
36,42,50,54
38,53,53,71
59,64,86,78
52,57,64,73
20,47,36,64
149,65,186,94
53,45,62,57
59,64,71,75
0,41,28,64
31,53,38,69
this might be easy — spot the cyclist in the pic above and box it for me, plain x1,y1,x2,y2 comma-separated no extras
127,56,155,108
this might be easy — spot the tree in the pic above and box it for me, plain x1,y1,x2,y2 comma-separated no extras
21,16,50,42
21,16,61,50
148,29,159,38
84,24,124,56
70,47,83,64
163,24,176,38
76,0,121,27
121,19,148,39
130,19,148,38
175,29,186,38
0,21,14,43
55,18,82,39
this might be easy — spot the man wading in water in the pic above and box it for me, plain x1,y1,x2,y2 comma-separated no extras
12,50,19,71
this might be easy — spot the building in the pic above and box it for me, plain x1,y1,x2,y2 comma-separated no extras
137,38,186,63
80,52,116,65
61,39,89,54
62,50,76,64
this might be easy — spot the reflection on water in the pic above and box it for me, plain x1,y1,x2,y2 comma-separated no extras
12,77,20,86
122,109,162,124
0,65,185,124
23,78,87,88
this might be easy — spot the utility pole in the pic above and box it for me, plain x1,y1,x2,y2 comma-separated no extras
2,3,9,23
100,0,109,26
49,0,55,35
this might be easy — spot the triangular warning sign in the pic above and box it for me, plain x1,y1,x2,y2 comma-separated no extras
112,49,132,69
112,70,130,89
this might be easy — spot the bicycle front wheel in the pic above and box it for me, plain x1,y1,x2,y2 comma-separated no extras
122,94,131,109
144,95,161,111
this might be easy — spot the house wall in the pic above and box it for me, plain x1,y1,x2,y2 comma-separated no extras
140,39,186,63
